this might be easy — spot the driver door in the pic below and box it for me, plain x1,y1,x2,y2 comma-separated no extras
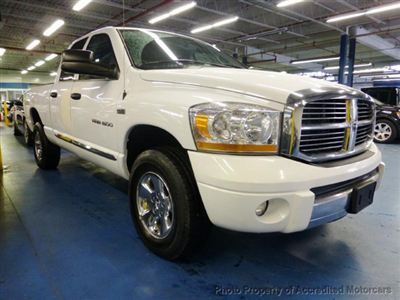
70,33,123,154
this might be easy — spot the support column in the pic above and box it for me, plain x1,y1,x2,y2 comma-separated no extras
338,33,348,84
347,38,356,87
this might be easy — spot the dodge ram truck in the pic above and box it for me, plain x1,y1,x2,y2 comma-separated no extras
25,27,384,260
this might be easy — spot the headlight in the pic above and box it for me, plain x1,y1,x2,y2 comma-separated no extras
189,102,280,153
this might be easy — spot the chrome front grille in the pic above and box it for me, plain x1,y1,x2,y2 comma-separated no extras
299,128,345,154
302,99,347,125
281,88,375,163
356,123,373,146
357,99,374,121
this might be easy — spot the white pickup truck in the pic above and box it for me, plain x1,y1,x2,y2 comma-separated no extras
25,27,384,260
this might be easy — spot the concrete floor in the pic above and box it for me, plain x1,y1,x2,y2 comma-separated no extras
0,126,399,300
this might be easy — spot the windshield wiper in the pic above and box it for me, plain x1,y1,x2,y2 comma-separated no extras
140,59,242,69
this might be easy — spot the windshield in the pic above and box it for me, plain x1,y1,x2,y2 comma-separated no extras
120,29,244,70
373,98,385,106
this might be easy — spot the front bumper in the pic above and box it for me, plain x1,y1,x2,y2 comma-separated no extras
188,143,384,233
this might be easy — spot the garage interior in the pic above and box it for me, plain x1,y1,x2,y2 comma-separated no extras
0,0,399,299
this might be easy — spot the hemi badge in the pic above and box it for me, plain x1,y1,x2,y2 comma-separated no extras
117,109,125,115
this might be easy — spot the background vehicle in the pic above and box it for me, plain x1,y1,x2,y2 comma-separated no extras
13,95,34,145
373,99,400,143
362,87,400,143
362,86,399,106
2,99,18,122
24,27,384,260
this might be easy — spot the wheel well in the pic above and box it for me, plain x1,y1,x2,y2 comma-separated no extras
30,108,42,125
126,125,187,171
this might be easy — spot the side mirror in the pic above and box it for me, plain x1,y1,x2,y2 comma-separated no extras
61,49,119,80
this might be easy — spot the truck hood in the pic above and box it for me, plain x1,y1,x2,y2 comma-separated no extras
139,68,354,104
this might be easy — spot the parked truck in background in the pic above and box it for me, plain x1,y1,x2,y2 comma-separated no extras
24,27,384,260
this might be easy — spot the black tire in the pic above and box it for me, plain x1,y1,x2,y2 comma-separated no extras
33,123,61,169
129,147,209,260
23,120,34,146
13,121,22,136
374,119,398,143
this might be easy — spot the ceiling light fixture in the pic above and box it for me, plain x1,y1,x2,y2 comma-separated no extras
50,72,58,76
0,48,5,56
352,67,389,74
191,16,239,34
21,70,28,74
35,60,45,67
45,53,58,61
277,0,304,8
326,12,365,23
43,19,64,37
291,56,339,64
324,63,372,70
73,0,92,11
26,39,40,50
149,1,197,24
27,66,36,71
366,2,400,14
327,1,400,23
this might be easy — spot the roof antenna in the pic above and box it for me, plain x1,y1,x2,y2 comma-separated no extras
122,0,127,100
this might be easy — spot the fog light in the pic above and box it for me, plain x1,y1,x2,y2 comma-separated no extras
255,201,269,216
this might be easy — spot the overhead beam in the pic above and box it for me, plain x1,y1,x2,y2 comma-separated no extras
335,0,384,25
355,26,400,60
253,0,344,33
246,46,322,71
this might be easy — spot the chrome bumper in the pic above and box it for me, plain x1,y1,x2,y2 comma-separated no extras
308,163,384,228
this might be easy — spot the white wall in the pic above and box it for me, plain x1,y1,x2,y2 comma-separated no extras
0,69,54,84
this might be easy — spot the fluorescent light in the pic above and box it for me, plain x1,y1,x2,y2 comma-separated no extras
291,56,339,64
352,67,388,74
50,72,58,76
26,39,40,50
366,2,400,14
149,2,196,24
277,0,304,8
191,16,239,34
327,2,400,23
327,12,365,23
324,63,372,70
73,0,92,11
0,48,5,56
27,66,36,71
35,60,45,67
45,53,58,61
43,19,64,37
21,70,28,74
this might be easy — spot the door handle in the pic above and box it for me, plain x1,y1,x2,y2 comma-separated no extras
71,93,81,100
50,92,58,98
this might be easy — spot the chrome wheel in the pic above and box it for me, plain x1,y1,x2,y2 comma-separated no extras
136,172,174,239
374,123,392,142
34,132,43,160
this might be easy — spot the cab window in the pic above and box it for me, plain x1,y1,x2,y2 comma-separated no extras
60,37,88,81
79,33,119,80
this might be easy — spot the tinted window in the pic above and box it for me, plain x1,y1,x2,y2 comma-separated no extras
79,34,118,80
362,88,397,105
71,38,88,50
60,37,88,81
121,30,244,70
